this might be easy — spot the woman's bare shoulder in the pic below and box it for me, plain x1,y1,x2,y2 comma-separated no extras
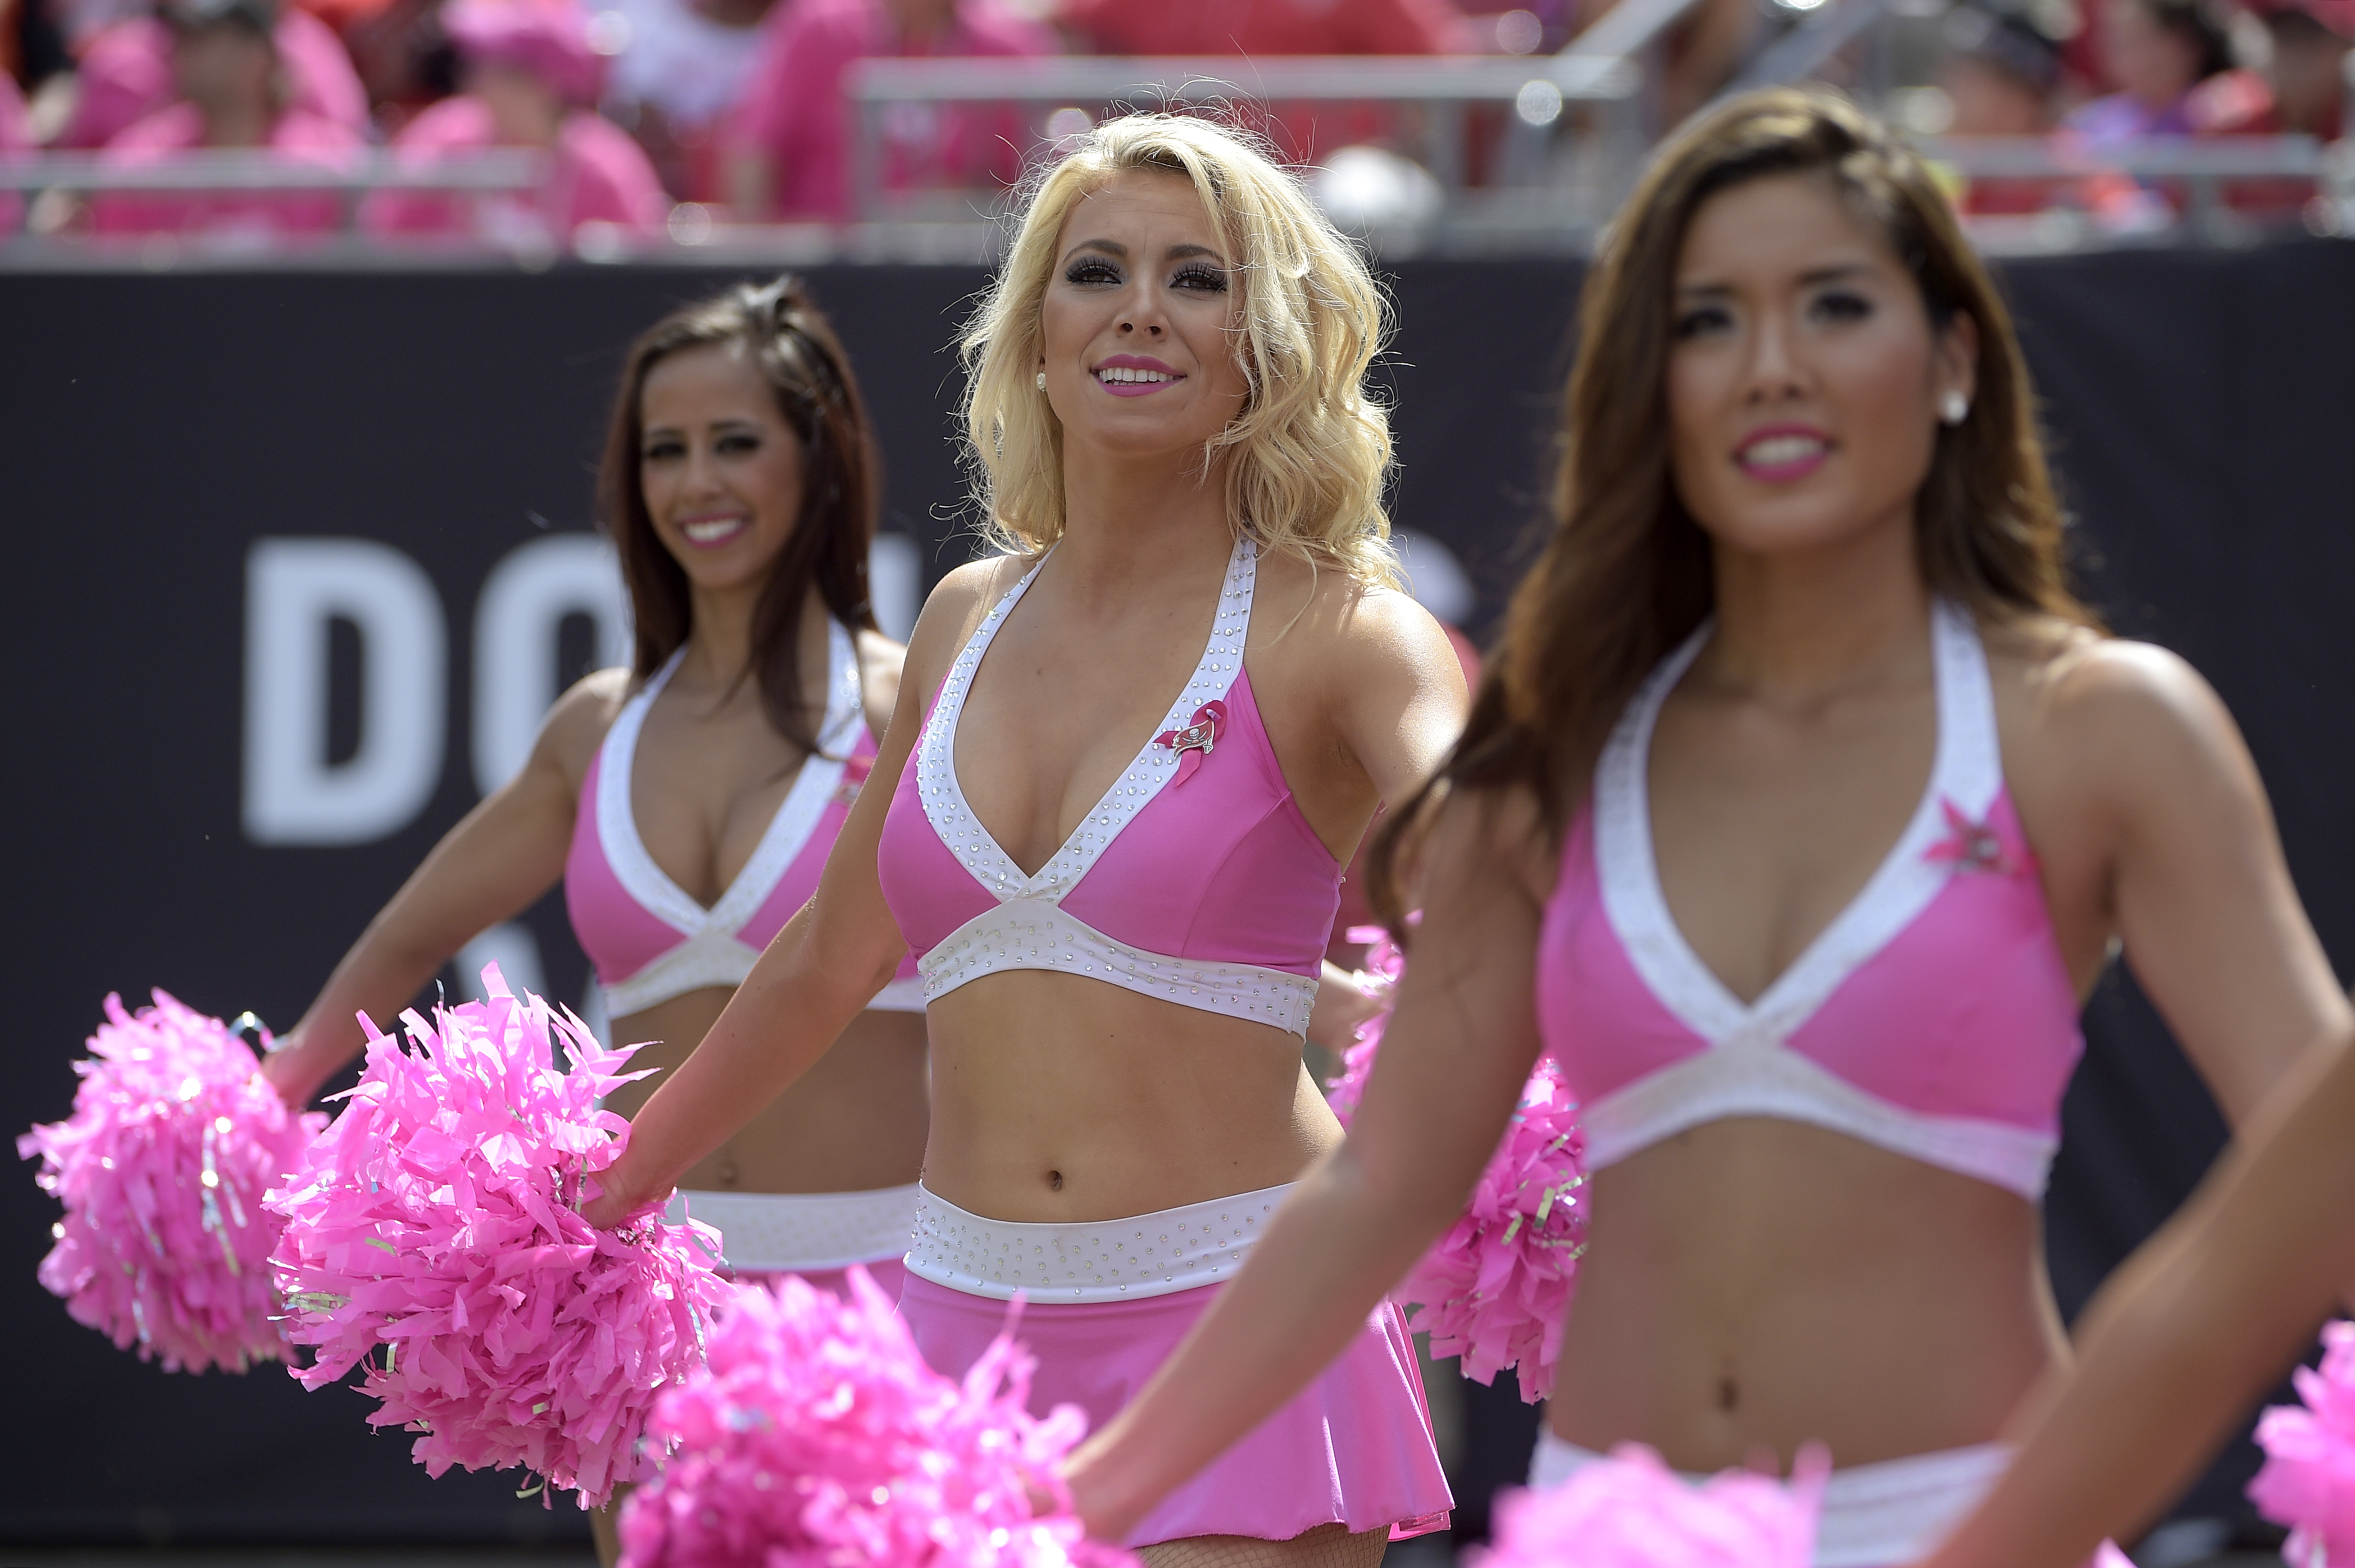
896,554,1035,711
853,628,908,743
535,666,632,784
1993,625,2251,805
1424,778,1558,911
1254,547,1456,676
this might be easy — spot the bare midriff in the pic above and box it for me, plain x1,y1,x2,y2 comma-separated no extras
603,985,931,1195
920,970,1340,1224
1549,1116,2066,1472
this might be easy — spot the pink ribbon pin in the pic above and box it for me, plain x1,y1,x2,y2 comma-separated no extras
1154,699,1229,787
1924,797,2026,876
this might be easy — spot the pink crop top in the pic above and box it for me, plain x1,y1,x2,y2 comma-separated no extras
565,619,923,1018
1536,599,2084,1200
876,537,1339,1037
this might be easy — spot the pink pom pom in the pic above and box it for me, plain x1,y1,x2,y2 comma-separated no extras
19,992,325,1374
266,965,729,1508
1329,925,1587,1401
618,1269,1138,1568
1477,1443,1824,1568
1322,926,1405,1129
2251,1320,2355,1564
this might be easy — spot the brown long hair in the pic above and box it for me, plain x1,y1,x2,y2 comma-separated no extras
598,275,880,753
1372,88,2095,927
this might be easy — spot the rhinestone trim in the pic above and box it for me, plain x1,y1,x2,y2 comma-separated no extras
598,620,863,1018
904,1181,1291,1302
902,539,1302,1029
914,535,1257,906
917,902,1319,1035
665,1182,920,1274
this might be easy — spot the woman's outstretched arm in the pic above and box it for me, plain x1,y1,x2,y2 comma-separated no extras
1065,775,1547,1540
1919,1020,2355,1568
260,672,616,1107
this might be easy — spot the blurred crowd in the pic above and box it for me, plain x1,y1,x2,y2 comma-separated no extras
1930,0,2349,216
0,0,2342,243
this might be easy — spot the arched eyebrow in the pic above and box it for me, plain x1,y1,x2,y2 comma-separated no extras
1060,238,1228,266
640,416,765,440
1675,261,1879,299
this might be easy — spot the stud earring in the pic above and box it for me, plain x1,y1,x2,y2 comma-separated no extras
1939,390,1969,426
1036,371,1047,392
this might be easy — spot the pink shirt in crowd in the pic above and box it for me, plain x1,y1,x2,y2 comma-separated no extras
93,101,364,237
1054,0,1466,54
739,0,1054,221
57,10,368,149
364,94,669,243
1,71,28,230
1052,0,1470,167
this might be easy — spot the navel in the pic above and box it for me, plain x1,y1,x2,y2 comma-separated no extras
1048,1169,1065,1192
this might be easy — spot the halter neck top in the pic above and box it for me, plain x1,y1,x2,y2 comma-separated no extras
876,537,1340,1037
1536,601,2084,1199
565,619,922,1017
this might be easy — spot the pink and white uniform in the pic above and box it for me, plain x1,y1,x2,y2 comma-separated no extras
565,619,924,1294
1530,601,2088,1567
877,537,1453,1549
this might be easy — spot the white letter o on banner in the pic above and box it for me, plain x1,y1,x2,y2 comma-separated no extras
471,534,631,797
243,537,448,847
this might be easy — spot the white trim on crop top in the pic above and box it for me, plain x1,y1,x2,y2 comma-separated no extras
1581,598,2060,1200
596,620,923,1016
908,536,1320,1037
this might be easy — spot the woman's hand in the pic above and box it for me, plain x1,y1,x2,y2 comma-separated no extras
258,1033,326,1108
579,1160,648,1231
1060,1449,1150,1548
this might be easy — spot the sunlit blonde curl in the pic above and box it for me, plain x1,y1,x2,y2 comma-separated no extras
959,113,1401,587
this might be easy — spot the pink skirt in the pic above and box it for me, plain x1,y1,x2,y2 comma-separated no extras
739,1254,908,1301
898,1272,1453,1548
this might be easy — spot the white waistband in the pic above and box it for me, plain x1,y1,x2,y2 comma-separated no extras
903,1181,1291,1304
665,1183,920,1274
1530,1433,2011,1568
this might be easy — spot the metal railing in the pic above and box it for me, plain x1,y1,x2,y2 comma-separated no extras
6,2,2345,266
0,148,545,235
841,0,1715,233
841,54,1638,226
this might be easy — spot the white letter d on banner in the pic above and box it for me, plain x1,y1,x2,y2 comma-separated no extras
244,538,447,846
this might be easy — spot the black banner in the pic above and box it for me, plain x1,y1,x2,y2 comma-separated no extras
1,240,2348,1544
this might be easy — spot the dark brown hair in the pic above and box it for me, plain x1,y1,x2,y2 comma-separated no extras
598,275,880,753
1372,87,2095,928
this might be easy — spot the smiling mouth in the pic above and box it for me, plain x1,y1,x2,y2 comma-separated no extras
1736,433,1830,478
680,515,748,544
1094,365,1183,386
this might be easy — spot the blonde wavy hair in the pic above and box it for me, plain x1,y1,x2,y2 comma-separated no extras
959,113,1401,588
